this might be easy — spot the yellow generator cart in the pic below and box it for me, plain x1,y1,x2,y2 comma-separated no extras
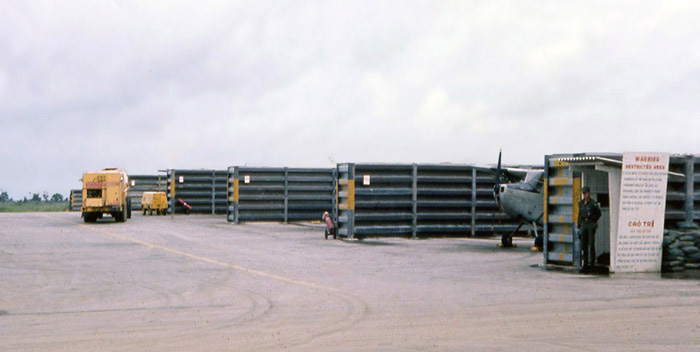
82,168,131,223
142,191,168,215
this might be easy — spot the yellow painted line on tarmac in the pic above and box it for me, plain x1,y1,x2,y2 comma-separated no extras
41,214,343,293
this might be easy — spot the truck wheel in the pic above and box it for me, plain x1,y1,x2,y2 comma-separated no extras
143,208,146,215
127,199,132,219
115,209,125,223
149,209,154,216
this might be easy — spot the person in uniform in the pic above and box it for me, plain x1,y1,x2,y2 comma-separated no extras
578,186,602,273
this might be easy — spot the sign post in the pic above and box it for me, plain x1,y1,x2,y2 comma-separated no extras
613,152,669,272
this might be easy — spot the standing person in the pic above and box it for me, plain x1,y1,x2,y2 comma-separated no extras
578,186,602,273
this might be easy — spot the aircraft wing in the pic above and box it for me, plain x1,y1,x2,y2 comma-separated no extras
468,164,533,181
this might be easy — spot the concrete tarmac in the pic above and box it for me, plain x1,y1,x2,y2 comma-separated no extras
1,212,699,351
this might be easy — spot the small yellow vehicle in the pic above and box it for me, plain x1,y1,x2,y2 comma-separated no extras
142,191,168,215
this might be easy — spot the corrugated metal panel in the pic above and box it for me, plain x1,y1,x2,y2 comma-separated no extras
666,156,686,222
336,163,521,239
352,164,413,238
227,167,336,223
665,155,700,227
167,169,227,214
543,155,580,268
337,164,355,237
70,189,82,212
288,168,336,221
128,175,166,211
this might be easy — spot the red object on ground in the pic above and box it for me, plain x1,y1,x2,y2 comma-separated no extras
177,198,192,211
322,212,334,230
324,216,335,230
322,212,336,239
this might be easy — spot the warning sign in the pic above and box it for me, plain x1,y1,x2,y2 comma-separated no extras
614,152,669,272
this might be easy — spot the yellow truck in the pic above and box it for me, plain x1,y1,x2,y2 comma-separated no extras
81,168,131,223
141,191,168,215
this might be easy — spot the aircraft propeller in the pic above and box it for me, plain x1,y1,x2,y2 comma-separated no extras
493,149,502,210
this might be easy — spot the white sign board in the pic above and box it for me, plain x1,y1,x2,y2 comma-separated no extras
363,175,370,186
244,175,250,184
131,180,136,186
614,152,669,272
179,176,184,184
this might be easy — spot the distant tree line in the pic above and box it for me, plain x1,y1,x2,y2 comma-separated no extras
0,191,66,203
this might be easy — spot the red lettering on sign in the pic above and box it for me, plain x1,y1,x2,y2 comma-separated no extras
85,182,120,188
634,156,661,163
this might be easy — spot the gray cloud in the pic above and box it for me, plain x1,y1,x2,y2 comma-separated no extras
2,1,700,199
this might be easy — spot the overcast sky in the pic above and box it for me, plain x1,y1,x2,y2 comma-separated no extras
1,1,700,199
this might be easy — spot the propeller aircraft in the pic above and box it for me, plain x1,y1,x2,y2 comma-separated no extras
473,150,544,250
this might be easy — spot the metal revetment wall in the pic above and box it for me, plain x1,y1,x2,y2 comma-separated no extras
288,168,337,221
543,155,581,267
70,189,82,212
665,155,700,227
128,175,166,211
417,165,514,236
228,167,285,222
336,163,520,239
342,164,414,238
167,169,227,214
227,167,336,223
666,157,688,224
337,164,356,238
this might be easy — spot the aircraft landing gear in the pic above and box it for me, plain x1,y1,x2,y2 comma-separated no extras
498,222,522,248
498,220,541,251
